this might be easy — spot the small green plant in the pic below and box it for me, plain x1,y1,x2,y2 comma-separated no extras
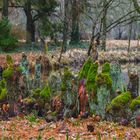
23,97,36,106
2,67,14,79
66,129,69,140
97,132,102,140
40,86,51,99
6,55,13,65
48,137,55,140
37,132,42,140
26,114,38,123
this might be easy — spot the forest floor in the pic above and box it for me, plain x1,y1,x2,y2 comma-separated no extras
0,40,140,139
0,40,139,68
0,116,140,140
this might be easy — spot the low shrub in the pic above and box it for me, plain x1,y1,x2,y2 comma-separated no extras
0,18,18,52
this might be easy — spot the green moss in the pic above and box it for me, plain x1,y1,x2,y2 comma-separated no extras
40,86,51,99
87,63,98,82
0,88,7,100
0,80,6,88
2,67,14,78
16,66,23,73
86,62,98,91
130,96,140,110
95,73,112,89
102,62,110,74
23,97,36,105
78,57,92,79
110,92,131,108
33,86,51,101
33,88,42,98
136,96,140,100
6,55,13,65
0,80,7,100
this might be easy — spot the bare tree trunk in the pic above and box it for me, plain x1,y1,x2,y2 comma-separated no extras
133,22,137,40
70,0,80,44
62,0,69,52
88,25,96,56
118,26,123,40
2,0,8,18
128,22,133,52
24,0,35,43
58,0,69,63
101,0,107,51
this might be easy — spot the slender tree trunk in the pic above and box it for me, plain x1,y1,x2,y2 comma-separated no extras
70,0,80,44
62,0,69,52
58,0,69,63
101,0,107,51
118,27,123,39
88,25,96,56
128,22,133,52
133,22,137,40
2,0,8,18
24,0,35,43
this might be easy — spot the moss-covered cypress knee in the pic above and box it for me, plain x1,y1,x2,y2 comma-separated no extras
102,62,110,74
78,57,92,80
86,62,98,93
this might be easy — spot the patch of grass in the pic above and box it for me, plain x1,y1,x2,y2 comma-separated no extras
97,132,102,140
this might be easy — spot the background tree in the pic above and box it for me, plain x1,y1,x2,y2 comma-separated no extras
14,0,58,43
70,0,80,45
101,0,108,51
87,0,140,55
0,18,18,52
132,0,140,14
62,0,69,52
